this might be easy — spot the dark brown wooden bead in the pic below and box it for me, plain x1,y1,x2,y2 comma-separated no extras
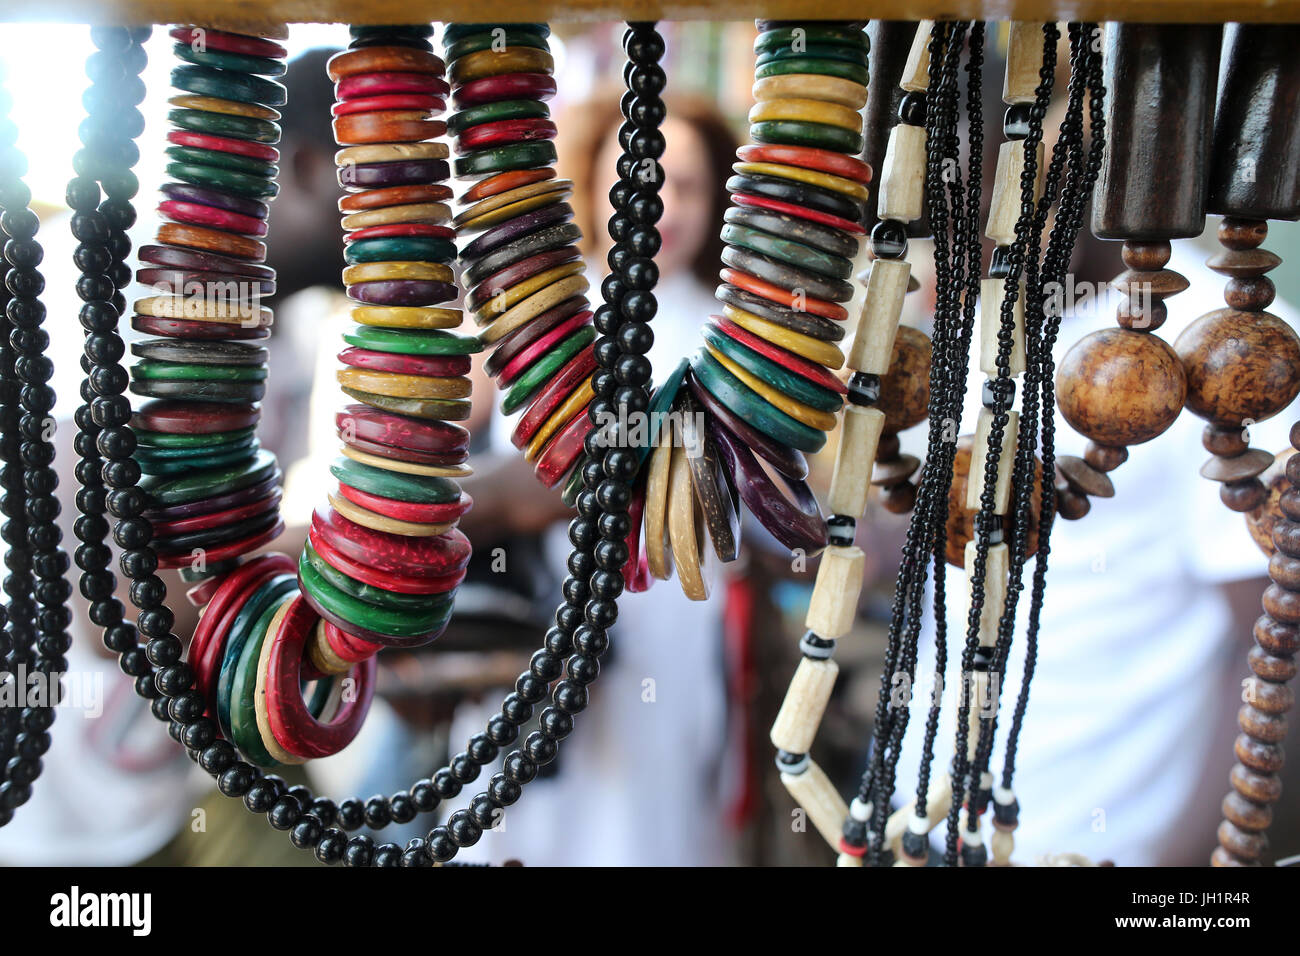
1222,790,1272,832
1253,615,1300,657
877,326,931,433
1092,24,1222,240
1110,267,1190,301
1231,763,1283,804
1201,449,1273,483
1239,702,1289,743
871,453,921,487
1207,247,1282,278
1286,452,1300,487
1219,216,1269,251
1246,451,1294,555
1210,846,1252,867
1271,519,1300,558
1249,645,1298,682
1057,455,1114,498
1291,420,1300,451
1221,479,1268,513
876,431,900,462
1056,489,1091,521
1120,239,1171,271
1083,441,1127,472
1203,424,1249,457
1235,734,1285,774
1224,276,1275,311
879,480,916,515
1058,328,1186,446
1244,674,1294,715
1280,489,1300,522
1217,819,1267,861
1175,308,1300,428
1116,296,1167,331
1268,551,1300,592
1208,25,1300,221
1262,582,1300,625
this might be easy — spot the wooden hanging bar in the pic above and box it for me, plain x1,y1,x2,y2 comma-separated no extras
0,0,1298,27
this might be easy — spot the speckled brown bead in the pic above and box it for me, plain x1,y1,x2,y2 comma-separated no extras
1219,216,1268,251
1057,328,1186,447
1175,308,1300,428
1234,734,1284,773
1121,239,1171,271
1222,479,1267,513
877,325,931,433
1203,424,1249,458
1231,763,1283,804
1238,702,1288,743
1217,819,1267,860
1224,276,1276,311
1247,450,1294,555
1253,615,1300,657
1222,790,1272,831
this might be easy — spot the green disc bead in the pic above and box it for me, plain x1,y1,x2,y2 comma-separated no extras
167,108,281,145
131,379,264,404
749,120,864,154
166,161,280,199
298,553,454,638
172,42,287,77
443,22,550,43
756,43,871,69
165,144,277,178
444,29,550,63
501,325,596,414
690,349,826,453
720,222,854,280
329,455,462,504
636,357,689,469
303,542,435,612
560,454,587,507
134,436,257,460
171,64,288,107
132,359,268,382
141,447,277,507
453,141,558,179
700,324,842,413
753,57,870,85
343,237,457,265
341,387,472,422
447,98,550,135
133,426,257,448
215,573,298,739
137,448,257,475
342,325,482,356
229,591,293,767
755,25,870,54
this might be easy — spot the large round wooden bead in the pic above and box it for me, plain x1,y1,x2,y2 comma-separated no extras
1246,449,1295,556
1174,308,1300,428
1057,328,1186,447
877,325,931,433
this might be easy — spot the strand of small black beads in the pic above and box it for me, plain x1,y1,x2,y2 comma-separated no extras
0,72,69,826
411,22,666,865
999,22,1105,807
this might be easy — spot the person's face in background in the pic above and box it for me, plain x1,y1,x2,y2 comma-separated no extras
594,114,714,282
265,131,342,299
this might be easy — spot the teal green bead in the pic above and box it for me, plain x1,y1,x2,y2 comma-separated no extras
141,448,277,507
133,426,256,448
749,120,864,154
720,222,854,280
636,357,689,469
343,237,457,265
700,324,842,413
171,64,288,107
343,326,482,356
329,456,461,504
303,542,435,611
444,29,549,63
166,161,280,199
172,42,286,77
447,98,550,136
756,43,870,69
453,141,557,179
132,359,267,382
298,551,454,639
443,22,549,43
164,144,277,178
168,108,281,145
755,25,870,54
753,56,870,85
215,573,298,740
690,349,826,453
229,592,290,767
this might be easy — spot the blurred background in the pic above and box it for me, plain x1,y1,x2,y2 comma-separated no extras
0,20,1295,866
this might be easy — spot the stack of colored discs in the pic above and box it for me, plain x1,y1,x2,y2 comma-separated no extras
442,22,597,490
297,24,478,653
132,25,288,571
690,20,868,467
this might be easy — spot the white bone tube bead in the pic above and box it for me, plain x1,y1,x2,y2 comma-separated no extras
804,545,864,638
837,853,864,867
965,539,1009,649
900,20,934,91
780,759,848,850
991,827,1015,865
887,773,952,850
876,124,926,224
848,258,910,374
1003,22,1045,104
828,407,885,518
771,657,840,754
965,406,1019,514
979,277,1026,378
985,139,1045,246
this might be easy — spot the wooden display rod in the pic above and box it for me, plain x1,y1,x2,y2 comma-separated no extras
0,0,1296,27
